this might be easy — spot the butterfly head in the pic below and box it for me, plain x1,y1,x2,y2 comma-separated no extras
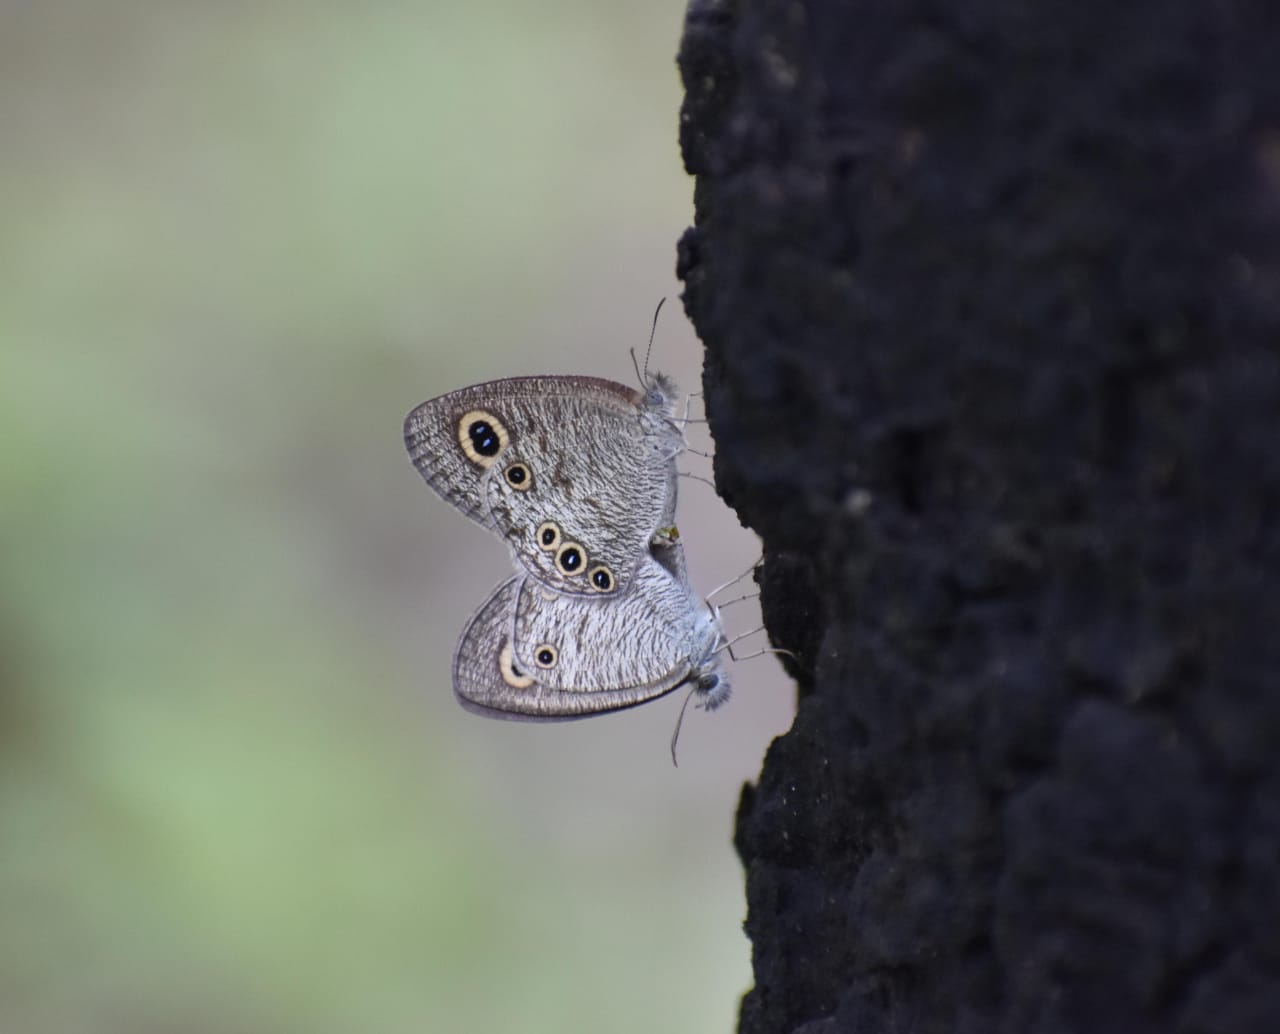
642,371,679,416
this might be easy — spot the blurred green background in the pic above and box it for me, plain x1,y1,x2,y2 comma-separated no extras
1,3,795,1033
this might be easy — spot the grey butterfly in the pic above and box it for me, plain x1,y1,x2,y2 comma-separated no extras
451,541,729,720
404,375,685,597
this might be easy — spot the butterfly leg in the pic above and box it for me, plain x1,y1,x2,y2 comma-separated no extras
677,469,718,489
705,555,764,602
714,626,798,665
675,389,708,426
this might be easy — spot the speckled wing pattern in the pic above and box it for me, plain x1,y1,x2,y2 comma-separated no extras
404,375,683,596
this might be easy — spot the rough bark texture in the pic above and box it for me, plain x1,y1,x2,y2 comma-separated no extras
675,2,1280,1032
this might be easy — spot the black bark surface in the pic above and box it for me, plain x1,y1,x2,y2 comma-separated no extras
675,2,1280,1031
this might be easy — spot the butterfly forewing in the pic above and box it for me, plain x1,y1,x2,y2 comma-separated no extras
405,375,683,596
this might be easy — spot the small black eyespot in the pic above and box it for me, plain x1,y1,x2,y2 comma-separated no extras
590,567,613,591
557,546,583,573
468,420,501,457
536,521,560,550
504,463,531,489
534,644,558,668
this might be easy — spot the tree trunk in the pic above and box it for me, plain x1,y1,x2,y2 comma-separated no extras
676,1,1280,1031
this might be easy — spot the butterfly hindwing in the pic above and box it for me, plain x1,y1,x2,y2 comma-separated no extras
451,547,725,720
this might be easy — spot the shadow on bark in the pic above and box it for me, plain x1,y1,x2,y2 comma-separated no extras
675,1,1280,1031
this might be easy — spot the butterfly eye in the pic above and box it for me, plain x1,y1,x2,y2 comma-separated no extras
457,409,509,468
536,521,561,550
555,542,586,575
588,565,614,592
504,462,533,490
533,644,558,669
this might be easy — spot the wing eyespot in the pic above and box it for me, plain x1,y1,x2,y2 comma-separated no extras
498,643,536,689
536,521,561,550
533,644,559,669
504,462,533,491
457,410,509,468
588,564,614,592
555,542,586,575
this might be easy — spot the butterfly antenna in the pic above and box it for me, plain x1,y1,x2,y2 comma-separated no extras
630,298,665,387
669,678,701,767
645,298,665,382
647,297,666,381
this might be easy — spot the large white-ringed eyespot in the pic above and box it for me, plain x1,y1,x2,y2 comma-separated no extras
588,564,615,592
536,521,561,551
504,462,533,491
555,542,586,576
533,643,558,669
498,643,535,689
457,410,509,468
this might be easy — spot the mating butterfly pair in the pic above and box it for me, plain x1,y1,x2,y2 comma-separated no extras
404,373,729,725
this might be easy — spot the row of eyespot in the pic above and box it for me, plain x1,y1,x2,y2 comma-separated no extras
534,520,614,592
458,415,572,673
458,417,615,594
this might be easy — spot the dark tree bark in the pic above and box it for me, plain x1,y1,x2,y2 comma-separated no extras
675,1,1280,1031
